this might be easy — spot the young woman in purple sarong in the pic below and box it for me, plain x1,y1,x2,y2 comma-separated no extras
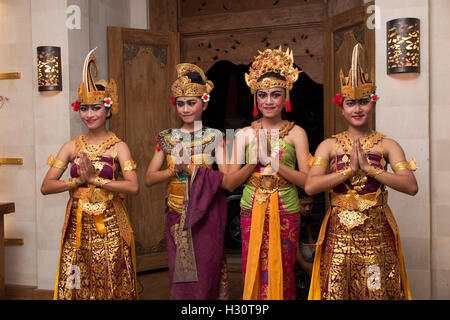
41,48,139,300
305,43,418,300
145,63,254,300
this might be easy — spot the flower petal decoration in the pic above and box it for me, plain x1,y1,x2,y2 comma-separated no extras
71,100,80,112
201,93,210,103
370,94,379,102
170,96,176,106
333,93,344,107
104,97,113,108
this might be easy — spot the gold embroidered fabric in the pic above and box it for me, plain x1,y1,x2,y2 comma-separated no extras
76,131,121,161
332,131,386,191
54,205,137,300
172,166,199,283
157,127,222,213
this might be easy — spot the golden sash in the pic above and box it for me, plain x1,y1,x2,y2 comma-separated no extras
243,172,292,300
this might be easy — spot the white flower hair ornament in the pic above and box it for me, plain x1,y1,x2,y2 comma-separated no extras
370,93,379,102
104,97,113,108
201,93,210,103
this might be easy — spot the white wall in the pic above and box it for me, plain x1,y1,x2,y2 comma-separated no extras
375,0,431,299
429,0,450,300
0,0,148,291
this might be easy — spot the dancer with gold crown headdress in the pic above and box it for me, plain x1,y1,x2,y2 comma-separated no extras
41,48,139,300
227,47,310,300
145,63,240,300
305,43,418,300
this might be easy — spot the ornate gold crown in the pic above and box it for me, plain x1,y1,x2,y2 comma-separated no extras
171,63,214,98
77,48,118,114
245,46,301,94
339,44,376,100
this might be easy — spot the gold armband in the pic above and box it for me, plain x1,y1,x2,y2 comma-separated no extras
122,160,137,172
312,157,329,168
47,154,68,170
92,177,111,187
392,158,418,173
367,166,384,178
307,154,314,167
64,178,78,189
338,167,354,177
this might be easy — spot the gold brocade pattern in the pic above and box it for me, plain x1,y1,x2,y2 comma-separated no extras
308,132,411,300
319,206,405,300
55,133,137,300
157,127,222,213
56,205,137,300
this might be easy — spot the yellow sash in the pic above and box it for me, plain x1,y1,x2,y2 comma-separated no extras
243,173,285,300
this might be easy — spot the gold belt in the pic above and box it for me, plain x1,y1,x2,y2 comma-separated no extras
330,189,387,230
246,172,293,194
167,183,186,197
330,189,386,211
71,187,116,249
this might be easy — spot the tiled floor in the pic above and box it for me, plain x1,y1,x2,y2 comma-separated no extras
137,263,243,300
4,258,244,300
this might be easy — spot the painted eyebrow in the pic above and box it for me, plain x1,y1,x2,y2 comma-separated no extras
177,99,198,103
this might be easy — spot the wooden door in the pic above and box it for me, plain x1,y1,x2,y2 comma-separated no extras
323,2,375,139
108,27,180,272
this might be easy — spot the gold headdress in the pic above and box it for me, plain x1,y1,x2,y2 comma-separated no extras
245,46,301,116
75,48,118,115
171,63,214,101
338,43,377,101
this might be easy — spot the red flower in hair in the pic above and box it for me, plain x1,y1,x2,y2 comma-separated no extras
170,96,176,106
371,94,378,102
71,100,80,112
333,94,343,107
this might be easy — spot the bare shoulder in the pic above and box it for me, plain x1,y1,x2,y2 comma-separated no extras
316,138,335,157
291,124,307,137
381,136,403,150
115,141,131,154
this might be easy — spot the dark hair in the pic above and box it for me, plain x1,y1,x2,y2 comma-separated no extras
95,83,112,119
186,71,205,85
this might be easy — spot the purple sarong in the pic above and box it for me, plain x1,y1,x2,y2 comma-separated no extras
166,166,228,299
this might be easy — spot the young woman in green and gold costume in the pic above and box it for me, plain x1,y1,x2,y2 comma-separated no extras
227,47,310,300
305,44,418,300
41,48,139,300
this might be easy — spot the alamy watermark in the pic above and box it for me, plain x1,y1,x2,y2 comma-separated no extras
66,5,81,30
170,121,281,173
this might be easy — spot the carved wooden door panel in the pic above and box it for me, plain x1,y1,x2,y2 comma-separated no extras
323,2,375,139
108,27,180,272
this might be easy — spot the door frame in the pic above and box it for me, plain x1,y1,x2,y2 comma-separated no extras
107,26,180,272
323,2,375,139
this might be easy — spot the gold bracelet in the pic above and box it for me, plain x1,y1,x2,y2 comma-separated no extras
167,167,176,177
312,157,329,168
338,167,354,177
92,177,111,187
64,178,78,189
367,166,384,177
122,159,137,172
